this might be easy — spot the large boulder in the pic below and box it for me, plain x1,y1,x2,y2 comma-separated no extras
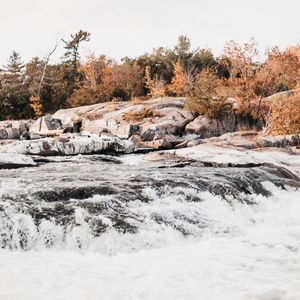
259,134,300,148
185,114,237,137
29,115,67,136
185,113,262,138
0,120,30,140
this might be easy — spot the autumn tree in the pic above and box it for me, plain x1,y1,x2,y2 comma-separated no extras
262,91,300,136
102,61,144,101
68,54,110,107
187,68,232,118
255,46,300,98
221,38,259,116
144,66,166,98
168,61,189,96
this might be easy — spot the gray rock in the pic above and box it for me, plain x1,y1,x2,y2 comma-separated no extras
1,136,136,156
259,134,300,148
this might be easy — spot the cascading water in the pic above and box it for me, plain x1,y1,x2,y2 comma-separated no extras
0,155,299,300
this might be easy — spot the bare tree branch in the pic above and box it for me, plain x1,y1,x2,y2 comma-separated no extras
37,41,59,98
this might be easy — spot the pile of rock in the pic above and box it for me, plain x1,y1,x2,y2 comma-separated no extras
0,120,31,140
26,97,261,151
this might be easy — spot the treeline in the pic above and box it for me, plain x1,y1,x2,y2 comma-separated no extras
1,30,300,134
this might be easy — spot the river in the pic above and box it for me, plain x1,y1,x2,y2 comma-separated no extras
0,154,299,300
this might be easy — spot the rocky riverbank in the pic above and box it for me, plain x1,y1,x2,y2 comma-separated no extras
0,96,299,170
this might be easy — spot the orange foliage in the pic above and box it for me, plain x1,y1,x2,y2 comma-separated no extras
144,66,166,98
29,95,43,118
102,62,143,101
263,92,300,136
221,38,259,116
168,61,189,96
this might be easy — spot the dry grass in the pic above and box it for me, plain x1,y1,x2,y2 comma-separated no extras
130,97,146,105
86,111,103,120
122,107,162,123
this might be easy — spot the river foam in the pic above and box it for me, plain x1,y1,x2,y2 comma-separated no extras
0,182,299,300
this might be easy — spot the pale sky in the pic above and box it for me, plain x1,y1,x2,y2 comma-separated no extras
1,0,300,64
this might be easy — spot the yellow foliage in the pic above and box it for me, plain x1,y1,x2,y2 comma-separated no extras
29,95,43,118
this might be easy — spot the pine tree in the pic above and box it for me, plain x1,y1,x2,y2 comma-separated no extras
62,30,91,72
0,51,32,119
3,51,25,87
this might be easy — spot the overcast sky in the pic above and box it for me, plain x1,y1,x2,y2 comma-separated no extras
1,0,300,64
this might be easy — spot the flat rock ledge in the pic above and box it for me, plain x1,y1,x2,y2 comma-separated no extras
0,153,36,169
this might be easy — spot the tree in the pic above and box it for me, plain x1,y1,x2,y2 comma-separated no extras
174,35,192,64
262,91,300,136
101,61,144,101
187,68,232,118
68,54,109,107
136,47,174,84
60,30,91,108
0,51,33,119
254,46,300,97
3,51,25,87
29,95,43,118
62,30,91,71
221,38,259,116
168,61,189,96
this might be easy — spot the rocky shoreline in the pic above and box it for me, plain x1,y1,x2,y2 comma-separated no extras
0,97,299,171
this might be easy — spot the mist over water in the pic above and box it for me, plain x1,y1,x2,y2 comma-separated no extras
0,156,299,300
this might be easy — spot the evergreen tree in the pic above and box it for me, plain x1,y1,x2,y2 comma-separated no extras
0,51,33,119
62,30,91,72
61,30,91,108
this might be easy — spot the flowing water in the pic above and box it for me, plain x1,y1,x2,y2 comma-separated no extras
0,154,299,300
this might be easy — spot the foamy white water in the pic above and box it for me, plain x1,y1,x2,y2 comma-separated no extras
0,182,299,300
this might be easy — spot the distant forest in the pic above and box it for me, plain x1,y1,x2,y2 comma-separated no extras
1,30,300,135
